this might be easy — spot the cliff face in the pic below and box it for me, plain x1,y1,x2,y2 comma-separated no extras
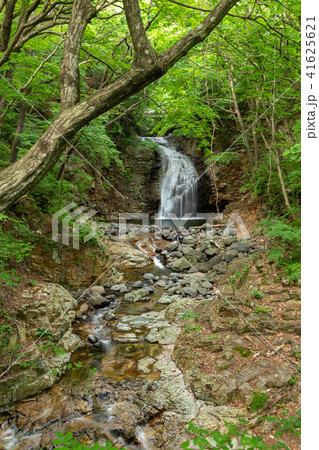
88,132,246,219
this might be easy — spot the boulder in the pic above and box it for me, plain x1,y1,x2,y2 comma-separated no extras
208,254,222,268
172,258,192,272
124,288,149,302
165,241,179,251
143,273,156,280
182,235,197,246
226,249,238,263
110,283,127,291
229,242,250,253
205,247,217,256
182,287,197,297
132,280,144,288
90,286,105,295
90,292,110,307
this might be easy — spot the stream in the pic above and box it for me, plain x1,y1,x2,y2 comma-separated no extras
0,138,202,449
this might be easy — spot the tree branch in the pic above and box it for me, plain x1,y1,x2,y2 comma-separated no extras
59,0,96,110
122,0,157,66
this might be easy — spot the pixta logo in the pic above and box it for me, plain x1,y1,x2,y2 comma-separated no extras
52,202,97,249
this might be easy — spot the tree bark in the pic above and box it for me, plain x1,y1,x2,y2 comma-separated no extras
10,101,27,163
0,0,17,51
0,0,239,212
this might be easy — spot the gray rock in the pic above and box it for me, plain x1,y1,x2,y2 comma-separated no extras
113,333,139,343
111,283,127,291
205,247,217,256
172,258,192,272
165,241,179,251
226,249,238,262
132,280,144,288
158,293,181,304
143,273,156,280
214,263,227,274
90,286,105,295
223,236,238,246
182,287,197,297
161,228,171,239
155,279,167,287
195,262,210,273
104,310,116,320
88,334,98,344
144,285,155,294
90,292,110,307
182,235,197,246
124,288,149,302
229,242,250,253
208,254,222,268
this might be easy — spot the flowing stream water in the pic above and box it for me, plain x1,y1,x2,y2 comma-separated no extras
0,138,200,449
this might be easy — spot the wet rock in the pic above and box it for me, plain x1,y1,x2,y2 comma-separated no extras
144,285,155,294
112,333,139,343
124,288,149,302
88,334,98,344
132,280,144,288
90,292,110,307
110,283,127,291
158,294,181,304
90,286,105,295
137,357,156,374
143,273,156,280
75,303,89,318
155,279,167,287
104,310,116,320
0,283,83,409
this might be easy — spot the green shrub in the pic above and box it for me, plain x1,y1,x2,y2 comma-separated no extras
250,290,263,299
0,215,35,286
251,390,268,411
52,431,127,449
261,216,301,284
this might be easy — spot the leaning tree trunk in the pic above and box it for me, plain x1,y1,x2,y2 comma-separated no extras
0,0,239,213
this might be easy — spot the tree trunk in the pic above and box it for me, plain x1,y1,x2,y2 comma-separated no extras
10,101,27,163
0,0,239,213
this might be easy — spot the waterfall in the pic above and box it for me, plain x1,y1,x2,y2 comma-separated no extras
145,137,198,218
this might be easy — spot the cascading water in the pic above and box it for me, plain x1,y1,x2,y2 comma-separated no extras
146,137,198,218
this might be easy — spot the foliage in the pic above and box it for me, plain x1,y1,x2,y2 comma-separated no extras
52,409,301,449
53,431,127,450
261,216,301,283
0,215,35,286
250,391,268,411
250,290,263,299
182,420,291,449
265,409,301,438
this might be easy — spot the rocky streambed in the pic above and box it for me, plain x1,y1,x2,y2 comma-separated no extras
0,222,301,449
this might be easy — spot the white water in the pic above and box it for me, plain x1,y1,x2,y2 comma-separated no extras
145,137,198,218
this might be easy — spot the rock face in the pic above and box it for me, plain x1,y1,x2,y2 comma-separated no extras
0,283,83,411
31,242,109,289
